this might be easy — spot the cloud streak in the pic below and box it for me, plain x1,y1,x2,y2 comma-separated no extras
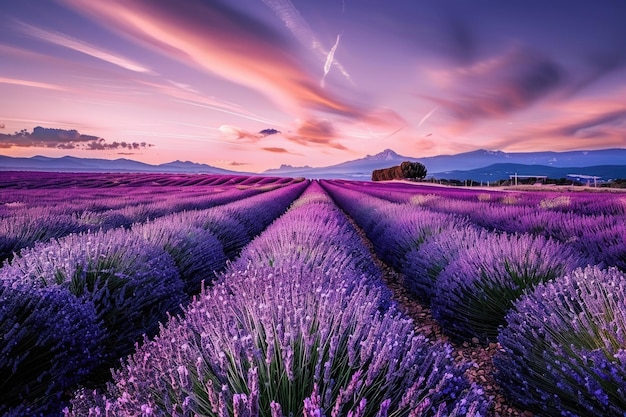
425,46,563,127
418,106,438,127
60,0,361,118
549,109,626,138
0,76,67,91
321,33,342,87
261,0,353,85
0,126,153,150
262,147,301,156
485,99,626,151
16,21,152,73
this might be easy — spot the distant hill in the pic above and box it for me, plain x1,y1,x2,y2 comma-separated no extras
263,148,626,180
2,148,626,180
432,163,626,182
0,155,247,175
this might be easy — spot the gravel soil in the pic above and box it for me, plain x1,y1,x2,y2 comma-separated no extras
346,215,534,417
379,266,533,417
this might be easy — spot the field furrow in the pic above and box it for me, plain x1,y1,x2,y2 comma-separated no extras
1,173,625,417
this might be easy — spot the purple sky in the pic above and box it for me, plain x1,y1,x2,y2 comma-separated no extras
1,0,626,172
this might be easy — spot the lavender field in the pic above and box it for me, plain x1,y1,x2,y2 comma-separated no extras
1,172,625,417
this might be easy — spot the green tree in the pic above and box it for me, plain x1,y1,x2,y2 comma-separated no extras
372,161,427,181
400,161,427,179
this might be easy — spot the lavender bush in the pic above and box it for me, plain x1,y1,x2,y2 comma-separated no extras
66,182,487,416
401,225,488,302
66,265,487,417
0,208,85,262
173,181,308,258
0,228,186,378
176,209,252,258
431,232,587,343
234,185,380,280
0,280,104,416
216,181,309,238
132,219,227,295
320,181,465,270
414,191,626,271
365,205,463,270
495,266,626,416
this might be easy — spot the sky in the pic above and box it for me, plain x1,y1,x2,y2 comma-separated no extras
1,0,626,172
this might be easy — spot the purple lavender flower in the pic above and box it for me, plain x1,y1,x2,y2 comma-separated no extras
66,182,488,417
431,232,588,343
132,219,227,296
1,228,186,378
171,181,308,258
234,185,380,281
320,181,467,271
401,225,488,302
495,265,626,416
0,208,86,263
0,280,104,416
67,265,486,417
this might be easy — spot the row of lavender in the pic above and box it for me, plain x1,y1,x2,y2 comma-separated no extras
0,175,304,263
321,180,626,416
0,173,293,216
0,171,296,189
0,181,307,416
344,180,626,216
339,180,626,270
66,182,489,417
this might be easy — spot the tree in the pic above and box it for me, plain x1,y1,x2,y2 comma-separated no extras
372,161,427,181
400,161,427,179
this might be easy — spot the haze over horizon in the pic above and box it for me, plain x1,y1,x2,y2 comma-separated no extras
2,0,626,173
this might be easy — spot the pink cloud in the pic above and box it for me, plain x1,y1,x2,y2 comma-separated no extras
424,46,563,129
218,125,282,143
60,0,363,118
485,97,626,152
17,21,152,73
0,76,68,91
286,118,347,150
262,147,289,153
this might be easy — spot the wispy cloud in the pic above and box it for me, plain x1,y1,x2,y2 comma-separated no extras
321,33,342,87
424,46,563,128
418,106,438,127
174,100,279,125
16,21,152,73
485,95,626,151
0,126,153,150
262,146,302,156
219,125,263,142
134,77,279,124
261,0,353,86
229,161,249,166
549,109,626,138
0,76,67,91
218,125,282,142
60,0,361,118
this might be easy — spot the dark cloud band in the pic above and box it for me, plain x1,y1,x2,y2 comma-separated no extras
0,126,153,150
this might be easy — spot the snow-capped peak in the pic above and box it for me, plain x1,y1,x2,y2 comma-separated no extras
365,149,402,161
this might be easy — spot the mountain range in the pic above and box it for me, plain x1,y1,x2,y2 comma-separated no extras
1,148,626,181
263,148,626,181
0,155,242,175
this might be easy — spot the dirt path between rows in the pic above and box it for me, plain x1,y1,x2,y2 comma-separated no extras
345,216,533,417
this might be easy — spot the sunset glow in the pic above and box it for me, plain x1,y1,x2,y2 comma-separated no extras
1,0,625,172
